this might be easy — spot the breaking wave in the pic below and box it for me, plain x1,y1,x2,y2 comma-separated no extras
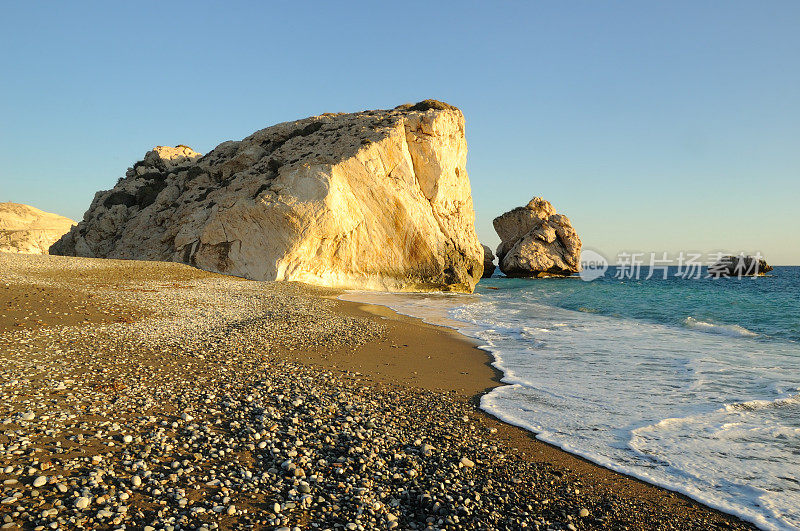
683,317,758,338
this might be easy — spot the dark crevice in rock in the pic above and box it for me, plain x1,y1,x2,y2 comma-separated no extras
135,180,168,209
103,191,137,208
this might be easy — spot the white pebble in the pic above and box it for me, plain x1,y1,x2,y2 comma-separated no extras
74,497,90,509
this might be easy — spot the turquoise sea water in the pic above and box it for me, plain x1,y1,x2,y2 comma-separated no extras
342,266,800,530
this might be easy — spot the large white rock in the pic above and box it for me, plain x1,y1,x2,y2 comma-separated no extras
0,203,75,254
493,197,581,277
51,101,483,292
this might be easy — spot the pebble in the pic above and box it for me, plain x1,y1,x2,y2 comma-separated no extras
459,457,475,468
74,497,90,509
32,475,47,488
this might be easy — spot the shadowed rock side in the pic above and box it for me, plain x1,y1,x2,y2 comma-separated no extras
50,102,483,292
493,197,581,278
481,244,496,278
0,202,75,254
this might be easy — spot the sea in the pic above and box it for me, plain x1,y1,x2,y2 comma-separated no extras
341,266,800,530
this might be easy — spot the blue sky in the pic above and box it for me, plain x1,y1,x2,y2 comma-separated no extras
1,1,798,264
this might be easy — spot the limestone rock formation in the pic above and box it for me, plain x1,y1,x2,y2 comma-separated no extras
493,197,581,277
51,101,483,292
0,203,75,254
708,255,773,277
481,244,496,278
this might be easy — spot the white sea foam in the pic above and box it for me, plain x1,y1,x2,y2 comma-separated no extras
683,317,758,338
723,394,800,412
340,289,800,530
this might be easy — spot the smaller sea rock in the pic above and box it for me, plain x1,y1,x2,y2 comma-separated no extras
481,244,496,278
493,197,581,278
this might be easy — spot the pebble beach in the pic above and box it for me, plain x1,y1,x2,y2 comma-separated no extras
0,253,755,530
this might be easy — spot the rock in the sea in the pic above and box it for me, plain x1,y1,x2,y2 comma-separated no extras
481,244,496,278
0,203,75,254
51,101,483,292
708,255,772,277
493,197,581,277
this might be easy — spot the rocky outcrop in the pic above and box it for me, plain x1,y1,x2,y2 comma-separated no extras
493,197,581,277
481,244,496,278
0,203,75,254
51,101,483,292
708,255,773,277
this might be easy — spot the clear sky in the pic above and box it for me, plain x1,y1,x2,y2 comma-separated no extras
1,2,798,264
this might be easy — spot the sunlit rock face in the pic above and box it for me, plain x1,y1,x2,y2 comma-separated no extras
51,100,483,292
0,203,75,254
493,197,581,277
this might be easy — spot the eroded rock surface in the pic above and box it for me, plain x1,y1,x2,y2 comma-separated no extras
51,101,483,292
0,203,75,254
493,197,581,277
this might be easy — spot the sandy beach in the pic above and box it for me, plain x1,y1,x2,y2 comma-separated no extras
0,253,754,530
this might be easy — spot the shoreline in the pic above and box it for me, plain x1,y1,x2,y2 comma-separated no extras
317,296,756,528
0,253,755,530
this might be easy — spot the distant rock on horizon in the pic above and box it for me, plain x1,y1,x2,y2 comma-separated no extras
51,100,484,292
709,255,773,277
493,197,581,278
0,202,75,255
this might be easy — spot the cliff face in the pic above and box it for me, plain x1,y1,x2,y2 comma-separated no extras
0,203,75,254
51,101,484,292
